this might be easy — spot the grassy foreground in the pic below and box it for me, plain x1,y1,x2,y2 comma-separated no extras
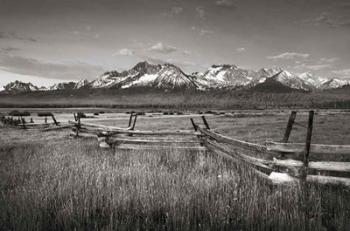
0,129,349,230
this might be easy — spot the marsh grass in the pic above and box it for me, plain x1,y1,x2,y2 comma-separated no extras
0,132,349,230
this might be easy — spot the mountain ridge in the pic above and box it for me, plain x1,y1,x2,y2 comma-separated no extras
2,61,349,93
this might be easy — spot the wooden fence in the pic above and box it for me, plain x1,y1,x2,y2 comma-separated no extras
191,111,350,187
69,113,205,151
61,110,350,187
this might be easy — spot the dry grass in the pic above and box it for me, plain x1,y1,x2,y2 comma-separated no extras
0,112,350,230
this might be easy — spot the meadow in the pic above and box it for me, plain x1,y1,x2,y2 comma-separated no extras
0,110,350,230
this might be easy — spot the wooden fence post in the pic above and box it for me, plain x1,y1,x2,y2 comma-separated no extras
280,111,297,159
75,115,81,137
282,111,297,143
131,115,138,130
201,116,210,130
51,115,59,126
21,116,26,130
301,110,314,231
303,110,314,171
190,118,198,131
128,113,134,127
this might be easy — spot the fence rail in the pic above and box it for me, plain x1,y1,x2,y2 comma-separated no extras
192,111,350,188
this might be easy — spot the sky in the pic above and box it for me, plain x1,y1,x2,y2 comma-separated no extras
0,0,350,88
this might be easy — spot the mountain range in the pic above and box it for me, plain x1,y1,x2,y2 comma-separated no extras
2,61,349,93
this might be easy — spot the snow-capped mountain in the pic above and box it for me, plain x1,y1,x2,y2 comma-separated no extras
270,70,312,91
50,82,76,91
89,62,197,89
195,65,254,89
320,78,350,89
2,61,349,93
3,80,39,93
298,72,329,88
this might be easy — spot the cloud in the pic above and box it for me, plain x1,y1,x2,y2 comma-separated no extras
267,52,310,60
320,57,339,63
0,31,37,42
195,7,206,20
215,0,235,8
332,69,350,77
0,55,103,81
163,6,184,17
236,47,246,53
295,63,332,71
200,29,214,36
0,47,20,53
302,12,350,28
115,48,134,56
148,42,177,54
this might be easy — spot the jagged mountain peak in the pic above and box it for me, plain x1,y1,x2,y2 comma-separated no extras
3,80,39,93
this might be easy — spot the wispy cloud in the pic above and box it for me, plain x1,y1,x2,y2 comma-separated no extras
148,42,177,54
332,68,350,77
0,32,37,42
302,12,350,28
195,7,206,20
163,6,184,17
114,48,134,56
295,63,331,71
200,29,214,36
215,0,235,8
267,52,310,60
236,47,246,53
320,57,339,63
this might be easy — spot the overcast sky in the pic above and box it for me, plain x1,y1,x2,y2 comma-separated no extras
0,0,350,87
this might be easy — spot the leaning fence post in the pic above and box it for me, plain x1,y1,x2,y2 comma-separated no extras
190,118,198,131
201,116,210,130
280,111,297,158
282,111,297,143
131,114,138,130
51,114,59,126
128,113,134,127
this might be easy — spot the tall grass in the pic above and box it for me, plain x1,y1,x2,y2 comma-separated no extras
0,136,349,230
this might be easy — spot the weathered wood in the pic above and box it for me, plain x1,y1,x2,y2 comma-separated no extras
303,110,314,168
190,118,198,131
204,139,273,171
107,137,201,145
131,114,138,130
201,116,210,129
268,172,350,187
265,142,350,155
115,144,206,151
68,121,133,131
128,113,134,127
306,175,350,187
282,111,297,143
51,115,59,126
197,126,274,156
107,129,200,136
273,159,350,173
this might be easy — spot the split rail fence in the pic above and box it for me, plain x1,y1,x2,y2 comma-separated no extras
70,111,350,188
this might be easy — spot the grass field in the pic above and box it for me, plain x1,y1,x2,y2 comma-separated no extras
0,111,350,230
